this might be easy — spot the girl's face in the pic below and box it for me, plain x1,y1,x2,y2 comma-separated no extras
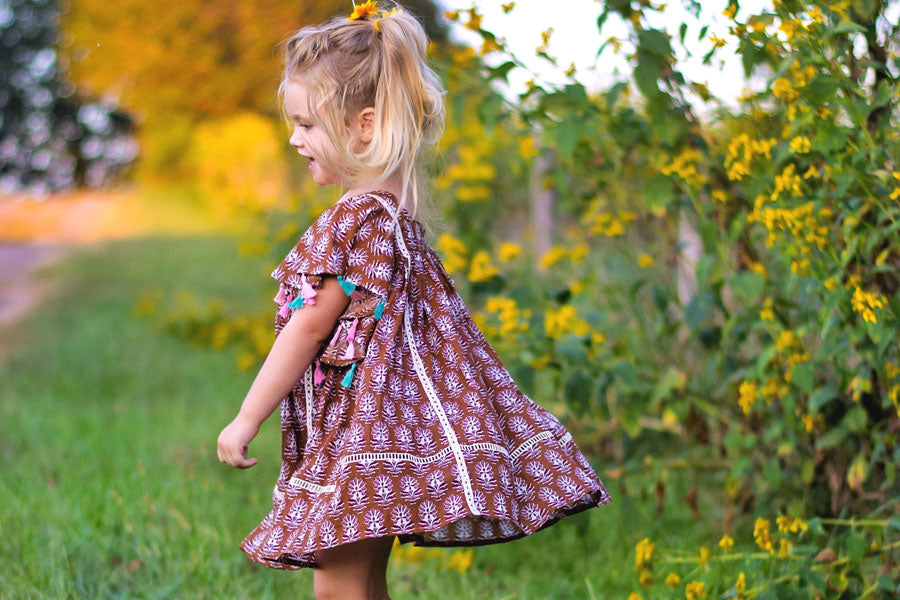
284,80,343,186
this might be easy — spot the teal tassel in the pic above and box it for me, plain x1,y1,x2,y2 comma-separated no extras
288,295,304,309
374,297,385,319
340,361,357,388
337,275,356,296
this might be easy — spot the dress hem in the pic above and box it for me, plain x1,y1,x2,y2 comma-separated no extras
238,486,612,570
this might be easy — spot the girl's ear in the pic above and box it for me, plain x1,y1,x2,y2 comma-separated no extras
357,107,376,143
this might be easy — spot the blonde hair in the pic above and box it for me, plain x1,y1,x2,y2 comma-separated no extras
277,1,446,230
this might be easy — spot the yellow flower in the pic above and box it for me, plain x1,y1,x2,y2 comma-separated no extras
772,77,799,101
498,241,522,262
807,6,824,23
801,413,815,432
539,245,568,269
627,594,643,600
685,580,706,600
758,298,774,322
777,537,792,557
529,353,552,369
712,189,728,203
347,0,378,21
851,286,886,324
544,305,590,339
603,219,624,236
709,34,726,48
665,572,681,588
639,568,653,587
501,2,515,13
634,537,656,569
754,517,774,553
802,165,818,179
464,8,482,31
445,548,473,573
236,352,256,371
735,572,747,598
775,329,796,352
723,4,737,19
638,253,654,268
468,250,499,282
698,546,710,565
436,233,468,273
569,243,589,263
738,381,757,415
718,533,734,552
789,136,811,154
518,135,538,160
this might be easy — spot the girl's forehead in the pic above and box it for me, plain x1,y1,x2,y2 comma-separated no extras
284,82,311,114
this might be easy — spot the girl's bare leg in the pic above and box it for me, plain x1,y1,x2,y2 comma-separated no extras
313,535,395,600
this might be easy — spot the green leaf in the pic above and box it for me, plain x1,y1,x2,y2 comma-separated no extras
790,363,815,394
815,425,847,450
645,174,674,209
809,385,838,413
633,54,662,98
845,531,864,567
871,78,892,108
638,29,672,57
831,19,867,36
488,61,516,84
650,367,687,404
555,114,578,161
844,406,868,432
807,516,824,535
728,272,765,305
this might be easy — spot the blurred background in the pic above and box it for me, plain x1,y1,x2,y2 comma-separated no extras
1,0,899,598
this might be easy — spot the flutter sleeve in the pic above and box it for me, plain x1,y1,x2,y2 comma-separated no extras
270,194,397,327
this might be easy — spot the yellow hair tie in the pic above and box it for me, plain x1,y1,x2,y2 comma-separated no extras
374,7,403,31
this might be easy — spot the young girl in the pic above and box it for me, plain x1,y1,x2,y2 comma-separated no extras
217,2,612,598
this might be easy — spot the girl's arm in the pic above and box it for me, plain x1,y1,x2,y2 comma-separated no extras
217,275,350,468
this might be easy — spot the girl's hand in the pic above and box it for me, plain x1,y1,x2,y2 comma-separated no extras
217,415,260,469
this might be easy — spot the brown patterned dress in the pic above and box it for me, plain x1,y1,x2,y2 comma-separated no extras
238,190,612,569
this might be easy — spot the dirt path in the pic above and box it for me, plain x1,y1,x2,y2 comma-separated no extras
0,241,69,328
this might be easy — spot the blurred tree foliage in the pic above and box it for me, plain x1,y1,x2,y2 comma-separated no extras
0,0,134,197
56,0,448,187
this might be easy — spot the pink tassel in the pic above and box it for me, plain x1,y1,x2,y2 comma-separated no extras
278,300,291,319
313,358,325,385
341,317,359,360
274,282,286,304
300,274,317,305
350,289,366,301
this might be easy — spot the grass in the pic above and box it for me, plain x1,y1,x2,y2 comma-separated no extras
0,234,717,599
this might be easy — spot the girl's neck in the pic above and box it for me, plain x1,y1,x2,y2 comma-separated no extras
343,173,409,207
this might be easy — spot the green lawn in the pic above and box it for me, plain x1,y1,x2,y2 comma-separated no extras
0,235,714,599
